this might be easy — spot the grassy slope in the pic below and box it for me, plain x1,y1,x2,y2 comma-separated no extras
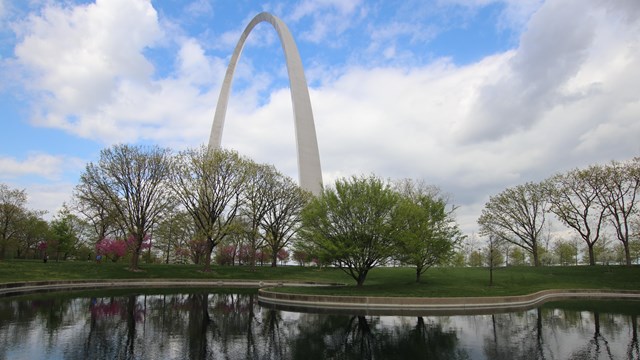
2,260,640,297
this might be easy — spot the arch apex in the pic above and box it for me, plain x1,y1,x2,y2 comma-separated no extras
208,12,323,195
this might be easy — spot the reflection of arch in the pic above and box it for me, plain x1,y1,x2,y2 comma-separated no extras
208,12,323,195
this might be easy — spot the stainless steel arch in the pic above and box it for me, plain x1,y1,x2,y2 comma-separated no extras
208,12,323,195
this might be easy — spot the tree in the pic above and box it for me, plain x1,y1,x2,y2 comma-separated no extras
393,180,463,282
169,147,249,272
545,166,607,265
483,235,502,286
154,209,196,264
509,247,527,266
478,182,548,266
300,175,401,286
468,250,483,267
16,211,49,259
0,184,28,259
553,239,577,266
240,163,274,268
597,158,640,266
49,204,88,261
72,185,119,246
96,237,127,262
76,144,174,270
261,171,310,267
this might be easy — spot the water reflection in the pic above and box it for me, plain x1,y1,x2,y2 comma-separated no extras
0,291,639,359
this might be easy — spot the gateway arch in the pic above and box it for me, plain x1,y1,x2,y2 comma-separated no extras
208,12,323,195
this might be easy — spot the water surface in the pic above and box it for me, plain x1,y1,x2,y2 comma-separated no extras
1,289,638,359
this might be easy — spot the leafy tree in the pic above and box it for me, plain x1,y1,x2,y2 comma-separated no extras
154,209,196,264
509,247,527,266
292,249,311,266
597,158,640,266
478,182,548,266
0,184,29,259
72,183,119,246
468,250,483,267
300,175,401,286
76,144,174,270
240,163,274,268
545,166,608,265
553,239,577,266
261,171,310,267
49,204,88,260
393,180,463,282
216,244,237,266
96,237,127,262
170,147,249,271
16,212,49,259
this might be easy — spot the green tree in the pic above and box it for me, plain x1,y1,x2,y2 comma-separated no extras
509,247,527,266
0,184,28,259
154,209,197,264
478,182,548,266
261,171,310,267
239,163,274,268
300,175,400,286
468,250,483,267
553,239,577,266
16,211,49,259
393,180,463,282
597,158,640,266
49,204,88,261
169,147,249,272
76,144,174,271
545,166,607,265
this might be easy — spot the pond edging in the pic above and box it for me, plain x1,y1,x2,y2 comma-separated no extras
257,288,640,314
0,279,338,297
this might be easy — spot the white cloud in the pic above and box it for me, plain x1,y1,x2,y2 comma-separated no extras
11,0,227,147
25,182,76,218
7,0,640,235
15,0,161,114
287,0,364,43
0,153,83,180
220,0,640,235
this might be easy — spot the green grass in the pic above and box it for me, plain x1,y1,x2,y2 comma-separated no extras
2,259,640,298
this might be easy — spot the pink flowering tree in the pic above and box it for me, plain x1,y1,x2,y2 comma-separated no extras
216,244,237,266
96,238,127,262
187,239,207,264
277,248,289,265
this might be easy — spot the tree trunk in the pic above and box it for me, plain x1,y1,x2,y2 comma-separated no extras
588,244,595,265
130,238,142,271
202,238,214,272
624,241,632,266
415,266,423,283
532,245,540,267
356,271,368,287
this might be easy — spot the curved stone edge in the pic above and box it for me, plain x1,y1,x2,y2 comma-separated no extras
258,288,640,315
0,279,339,298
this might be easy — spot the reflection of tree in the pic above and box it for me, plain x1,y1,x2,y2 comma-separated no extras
384,316,469,360
568,311,615,360
186,293,212,360
4,293,640,359
628,315,639,360
262,309,288,359
343,316,378,359
483,308,550,360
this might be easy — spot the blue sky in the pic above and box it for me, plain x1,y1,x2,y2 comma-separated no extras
1,0,639,236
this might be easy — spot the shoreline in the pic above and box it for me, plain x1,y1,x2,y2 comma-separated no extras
2,279,640,315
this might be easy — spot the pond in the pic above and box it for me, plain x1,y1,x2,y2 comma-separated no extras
0,289,638,359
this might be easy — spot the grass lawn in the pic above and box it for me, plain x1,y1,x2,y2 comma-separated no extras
2,259,640,298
